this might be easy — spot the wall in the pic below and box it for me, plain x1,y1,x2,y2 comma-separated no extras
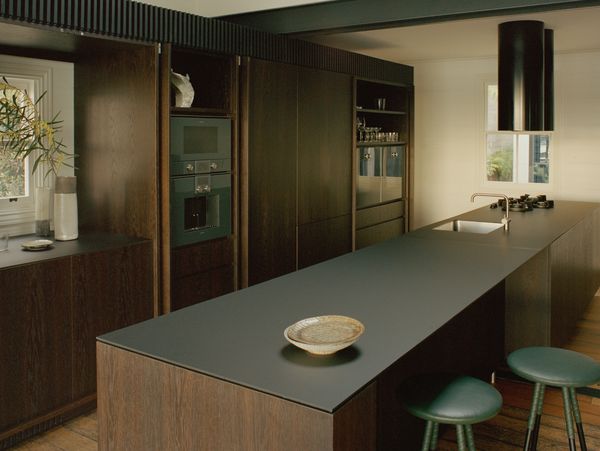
410,50,600,229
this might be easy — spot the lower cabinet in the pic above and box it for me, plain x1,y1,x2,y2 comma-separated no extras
298,215,352,269
505,209,600,353
170,237,234,311
0,240,153,447
355,200,405,249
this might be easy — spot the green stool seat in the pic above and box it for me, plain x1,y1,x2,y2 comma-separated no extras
507,346,600,451
508,347,600,387
401,373,502,450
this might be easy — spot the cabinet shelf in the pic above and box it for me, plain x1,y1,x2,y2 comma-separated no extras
171,106,231,117
357,141,407,147
355,108,406,115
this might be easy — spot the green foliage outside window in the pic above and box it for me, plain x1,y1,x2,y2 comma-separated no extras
486,148,513,182
0,77,71,178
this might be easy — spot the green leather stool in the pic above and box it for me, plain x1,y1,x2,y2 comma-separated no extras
507,347,600,451
401,373,503,451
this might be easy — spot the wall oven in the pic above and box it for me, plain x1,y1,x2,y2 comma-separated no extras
170,116,232,247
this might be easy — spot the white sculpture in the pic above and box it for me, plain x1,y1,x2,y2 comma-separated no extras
170,70,195,107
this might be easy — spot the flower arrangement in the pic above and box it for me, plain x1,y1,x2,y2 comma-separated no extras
0,77,71,177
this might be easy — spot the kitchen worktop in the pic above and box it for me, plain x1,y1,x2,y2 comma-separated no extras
0,232,150,270
98,200,600,413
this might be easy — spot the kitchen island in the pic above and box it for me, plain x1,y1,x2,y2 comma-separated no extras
97,201,600,450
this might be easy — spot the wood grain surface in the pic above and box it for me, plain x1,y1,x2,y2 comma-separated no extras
297,67,352,225
246,58,298,286
74,43,159,312
71,243,154,399
0,261,73,432
297,215,352,269
97,343,376,451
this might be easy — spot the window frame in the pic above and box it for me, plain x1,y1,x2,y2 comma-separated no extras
0,57,54,236
482,81,554,190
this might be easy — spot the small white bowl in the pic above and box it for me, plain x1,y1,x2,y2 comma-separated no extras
284,315,365,355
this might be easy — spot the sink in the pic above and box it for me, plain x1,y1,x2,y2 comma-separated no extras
433,220,504,234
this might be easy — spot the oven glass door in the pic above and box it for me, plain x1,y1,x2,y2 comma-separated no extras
170,117,231,163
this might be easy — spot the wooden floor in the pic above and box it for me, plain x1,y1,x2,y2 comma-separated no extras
11,294,600,450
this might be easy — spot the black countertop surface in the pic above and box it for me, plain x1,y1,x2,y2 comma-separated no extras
98,200,599,413
0,232,149,270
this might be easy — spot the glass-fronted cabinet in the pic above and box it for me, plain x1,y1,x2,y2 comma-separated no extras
357,145,405,208
354,78,411,249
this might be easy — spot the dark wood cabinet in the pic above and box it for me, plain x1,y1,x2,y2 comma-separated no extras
298,215,352,269
170,238,235,311
0,240,153,447
298,67,352,224
0,261,73,434
71,243,154,398
242,59,353,285
244,58,298,286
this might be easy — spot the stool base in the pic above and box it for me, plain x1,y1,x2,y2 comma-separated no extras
523,383,588,451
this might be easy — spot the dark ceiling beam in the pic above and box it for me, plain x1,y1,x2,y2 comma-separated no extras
220,0,600,36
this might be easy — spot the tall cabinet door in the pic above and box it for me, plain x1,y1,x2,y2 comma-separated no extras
297,68,352,268
245,59,298,286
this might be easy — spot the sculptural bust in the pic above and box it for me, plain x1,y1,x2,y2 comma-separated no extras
170,70,194,107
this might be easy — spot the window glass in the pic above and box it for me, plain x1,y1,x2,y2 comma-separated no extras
0,77,35,200
485,84,550,184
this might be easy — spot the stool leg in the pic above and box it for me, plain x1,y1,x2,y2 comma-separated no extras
562,387,577,451
456,425,467,451
430,422,439,450
531,384,546,450
421,420,434,451
524,382,544,451
569,387,587,451
465,424,476,451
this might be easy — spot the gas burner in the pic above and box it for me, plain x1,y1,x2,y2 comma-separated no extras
489,194,554,212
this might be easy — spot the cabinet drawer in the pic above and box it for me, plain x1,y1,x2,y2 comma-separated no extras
356,200,404,230
171,237,233,278
171,265,234,311
356,218,404,249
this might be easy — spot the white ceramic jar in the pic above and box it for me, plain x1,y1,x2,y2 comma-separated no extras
54,176,78,241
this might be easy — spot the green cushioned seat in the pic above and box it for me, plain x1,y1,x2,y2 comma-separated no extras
507,346,600,451
400,373,502,451
402,373,502,424
508,346,600,387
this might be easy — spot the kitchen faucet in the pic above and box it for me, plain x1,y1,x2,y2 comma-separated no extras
470,193,511,231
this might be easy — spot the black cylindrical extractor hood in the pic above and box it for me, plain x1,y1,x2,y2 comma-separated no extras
498,20,554,131
544,29,554,131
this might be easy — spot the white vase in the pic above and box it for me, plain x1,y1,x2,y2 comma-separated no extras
53,176,78,241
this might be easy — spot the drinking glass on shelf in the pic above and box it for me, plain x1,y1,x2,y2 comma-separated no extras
357,116,366,142
0,232,8,252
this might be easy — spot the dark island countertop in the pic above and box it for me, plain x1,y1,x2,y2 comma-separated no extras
98,200,600,413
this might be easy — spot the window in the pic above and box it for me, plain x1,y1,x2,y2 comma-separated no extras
485,84,551,184
1,77,35,200
0,54,74,236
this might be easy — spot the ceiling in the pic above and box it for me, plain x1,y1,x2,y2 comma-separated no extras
139,0,335,18
138,1,600,63
304,6,600,63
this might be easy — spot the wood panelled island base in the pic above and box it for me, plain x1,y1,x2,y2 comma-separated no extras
97,202,600,450
97,343,376,451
